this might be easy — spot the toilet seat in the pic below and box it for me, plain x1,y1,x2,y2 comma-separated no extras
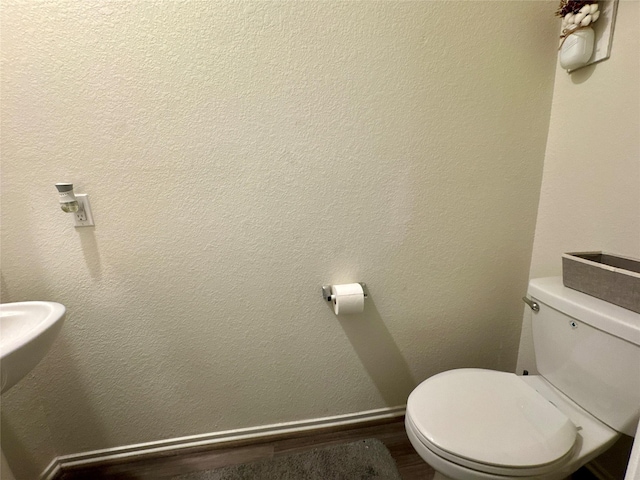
406,369,578,476
406,412,575,477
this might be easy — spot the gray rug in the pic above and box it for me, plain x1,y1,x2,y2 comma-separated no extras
171,439,402,480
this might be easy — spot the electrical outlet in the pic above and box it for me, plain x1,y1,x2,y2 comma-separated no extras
75,206,87,222
74,194,95,227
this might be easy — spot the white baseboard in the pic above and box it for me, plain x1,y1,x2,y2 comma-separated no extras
40,405,406,480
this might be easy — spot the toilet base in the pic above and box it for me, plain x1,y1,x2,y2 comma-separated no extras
433,472,454,480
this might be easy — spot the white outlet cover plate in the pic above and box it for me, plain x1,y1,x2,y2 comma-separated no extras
74,194,95,227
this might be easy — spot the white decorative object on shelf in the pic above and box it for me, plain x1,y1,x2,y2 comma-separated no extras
556,0,619,72
558,2,600,70
559,26,595,70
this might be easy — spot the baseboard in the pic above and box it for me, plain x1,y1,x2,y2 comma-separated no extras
40,405,406,480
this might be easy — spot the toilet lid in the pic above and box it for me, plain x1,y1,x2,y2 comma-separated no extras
406,369,577,469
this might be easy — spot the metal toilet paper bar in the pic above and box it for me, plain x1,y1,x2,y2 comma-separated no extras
322,283,368,302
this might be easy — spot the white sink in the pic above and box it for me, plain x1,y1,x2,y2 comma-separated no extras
0,301,66,393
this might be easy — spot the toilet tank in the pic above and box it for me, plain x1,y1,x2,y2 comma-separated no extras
529,277,640,437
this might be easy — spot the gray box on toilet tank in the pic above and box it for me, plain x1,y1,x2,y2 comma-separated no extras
562,252,640,314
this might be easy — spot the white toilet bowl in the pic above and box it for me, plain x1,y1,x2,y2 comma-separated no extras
405,369,618,480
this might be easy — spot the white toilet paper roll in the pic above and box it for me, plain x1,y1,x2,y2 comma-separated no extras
331,283,365,315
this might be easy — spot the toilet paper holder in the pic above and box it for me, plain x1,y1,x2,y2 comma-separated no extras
322,283,368,302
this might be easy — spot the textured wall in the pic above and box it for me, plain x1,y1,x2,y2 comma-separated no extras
1,1,557,477
517,0,640,375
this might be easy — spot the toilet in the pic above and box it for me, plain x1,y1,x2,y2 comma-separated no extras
405,277,640,480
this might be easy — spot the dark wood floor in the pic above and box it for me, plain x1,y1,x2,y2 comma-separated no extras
59,416,434,479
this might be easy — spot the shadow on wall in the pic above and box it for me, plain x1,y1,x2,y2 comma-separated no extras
0,418,39,479
334,298,416,407
570,63,597,84
1,336,109,479
1,273,10,303
78,227,103,281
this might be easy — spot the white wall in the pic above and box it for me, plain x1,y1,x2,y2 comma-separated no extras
0,2,558,478
517,0,640,376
